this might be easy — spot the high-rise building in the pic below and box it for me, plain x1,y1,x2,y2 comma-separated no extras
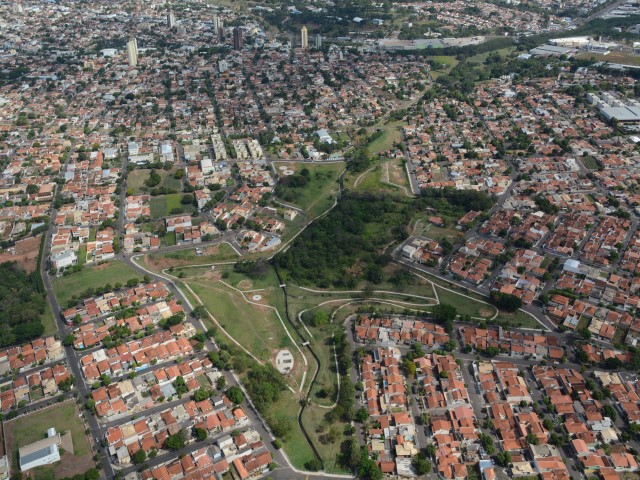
218,26,225,42
126,38,138,67
233,27,243,50
301,26,308,49
213,15,222,35
12,3,23,13
218,59,228,74
315,33,322,49
167,10,176,29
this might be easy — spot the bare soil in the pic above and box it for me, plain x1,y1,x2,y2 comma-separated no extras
479,307,494,318
0,235,42,272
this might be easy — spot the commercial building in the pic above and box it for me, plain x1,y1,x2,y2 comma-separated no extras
19,428,61,472
301,26,308,49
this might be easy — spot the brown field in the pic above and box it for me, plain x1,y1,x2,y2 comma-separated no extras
0,235,42,272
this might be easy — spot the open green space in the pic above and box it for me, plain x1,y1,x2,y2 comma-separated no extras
575,51,640,66
77,245,87,266
41,302,58,336
265,393,317,469
467,46,517,65
127,168,183,195
5,401,91,474
273,161,345,218
144,243,240,272
52,260,140,305
150,193,195,218
366,122,406,155
581,155,600,170
350,165,404,195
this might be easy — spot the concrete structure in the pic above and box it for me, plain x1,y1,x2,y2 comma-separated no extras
315,33,322,49
126,38,138,67
212,15,222,35
218,59,228,74
167,10,176,29
19,428,61,472
301,26,308,49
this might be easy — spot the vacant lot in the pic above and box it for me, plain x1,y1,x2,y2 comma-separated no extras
366,121,406,155
150,193,194,218
144,243,239,271
0,235,42,272
52,260,140,305
4,401,94,478
127,168,183,195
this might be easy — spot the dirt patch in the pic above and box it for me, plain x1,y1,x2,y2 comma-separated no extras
49,450,94,478
92,262,110,271
202,270,222,282
237,279,253,290
0,235,42,272
479,307,494,318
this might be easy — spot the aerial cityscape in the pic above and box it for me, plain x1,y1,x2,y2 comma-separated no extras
2,0,640,479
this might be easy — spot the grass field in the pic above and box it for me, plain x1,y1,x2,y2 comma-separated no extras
575,51,640,66
366,122,406,155
143,243,240,272
273,161,345,218
4,401,93,477
127,168,183,195
350,165,404,195
150,193,194,218
41,302,58,336
581,155,600,170
52,260,140,305
467,46,517,65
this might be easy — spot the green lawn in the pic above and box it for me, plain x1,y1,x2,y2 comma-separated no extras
52,260,140,305
5,401,91,472
273,162,345,218
150,193,194,218
127,168,183,195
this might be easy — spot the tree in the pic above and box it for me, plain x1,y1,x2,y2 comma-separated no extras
216,376,226,390
173,376,188,395
412,454,431,475
164,430,186,450
131,449,146,464
194,388,210,402
193,427,208,441
226,386,244,405
358,447,383,480
490,291,522,312
525,433,539,445
496,451,512,467
355,406,369,423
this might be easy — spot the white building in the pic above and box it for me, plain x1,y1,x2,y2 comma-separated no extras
50,250,77,270
19,428,61,472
